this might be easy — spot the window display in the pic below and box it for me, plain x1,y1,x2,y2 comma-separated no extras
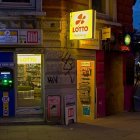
17,54,42,107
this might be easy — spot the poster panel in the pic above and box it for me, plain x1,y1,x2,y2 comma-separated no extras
65,94,76,125
47,95,61,121
77,60,95,123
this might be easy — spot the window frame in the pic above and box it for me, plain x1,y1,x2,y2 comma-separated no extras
0,0,36,10
92,0,117,21
92,0,109,15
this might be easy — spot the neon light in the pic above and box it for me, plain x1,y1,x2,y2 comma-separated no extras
124,34,131,46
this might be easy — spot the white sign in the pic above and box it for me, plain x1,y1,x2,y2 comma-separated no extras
65,94,76,125
19,29,42,45
17,54,41,64
2,96,9,103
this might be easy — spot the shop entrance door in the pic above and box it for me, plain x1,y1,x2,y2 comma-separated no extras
16,54,43,116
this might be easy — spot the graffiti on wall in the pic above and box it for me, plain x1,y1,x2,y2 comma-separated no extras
45,49,75,85
60,51,75,83
47,76,58,84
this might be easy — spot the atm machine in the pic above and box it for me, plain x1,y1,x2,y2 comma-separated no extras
0,67,15,117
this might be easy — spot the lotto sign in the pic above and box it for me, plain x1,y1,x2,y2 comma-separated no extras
70,10,96,40
27,31,38,43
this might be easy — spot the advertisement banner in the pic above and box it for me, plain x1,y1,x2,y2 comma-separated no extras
0,29,42,45
77,60,95,123
0,30,18,44
47,95,61,121
65,94,76,125
19,29,41,45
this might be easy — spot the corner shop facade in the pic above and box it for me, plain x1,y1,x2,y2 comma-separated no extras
0,4,134,124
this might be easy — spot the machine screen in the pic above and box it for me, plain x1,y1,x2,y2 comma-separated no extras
0,70,13,90
0,72,12,79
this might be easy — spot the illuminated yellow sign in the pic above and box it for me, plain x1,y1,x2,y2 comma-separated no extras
102,28,111,40
17,54,41,64
70,10,96,40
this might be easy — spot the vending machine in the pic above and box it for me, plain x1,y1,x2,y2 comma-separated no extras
0,67,15,117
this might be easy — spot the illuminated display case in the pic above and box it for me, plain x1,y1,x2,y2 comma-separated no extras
17,54,41,107
17,64,41,88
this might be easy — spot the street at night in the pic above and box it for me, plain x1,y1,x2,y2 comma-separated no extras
1,112,140,140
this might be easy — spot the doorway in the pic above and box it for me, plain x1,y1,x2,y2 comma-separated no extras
16,54,43,116
105,52,124,115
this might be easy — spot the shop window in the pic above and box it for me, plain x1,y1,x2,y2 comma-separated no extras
0,0,41,11
1,0,30,2
17,54,42,108
92,0,117,20
92,0,106,14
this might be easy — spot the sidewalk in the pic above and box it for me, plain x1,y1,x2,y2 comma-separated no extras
1,112,140,140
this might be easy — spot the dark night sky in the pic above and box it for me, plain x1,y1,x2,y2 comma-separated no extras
133,0,140,31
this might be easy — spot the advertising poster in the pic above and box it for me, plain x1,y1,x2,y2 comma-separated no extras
83,105,90,116
0,29,41,45
77,60,95,123
65,94,76,125
2,92,9,117
47,95,61,120
0,30,18,44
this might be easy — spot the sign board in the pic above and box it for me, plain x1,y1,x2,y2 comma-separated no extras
2,92,9,117
83,105,90,116
77,60,96,122
47,95,61,121
65,94,76,125
0,30,18,44
102,27,111,40
17,54,41,64
70,9,96,40
0,29,42,45
18,29,41,45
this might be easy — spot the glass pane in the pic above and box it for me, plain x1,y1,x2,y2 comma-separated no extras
2,0,30,2
92,0,106,14
17,54,41,107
